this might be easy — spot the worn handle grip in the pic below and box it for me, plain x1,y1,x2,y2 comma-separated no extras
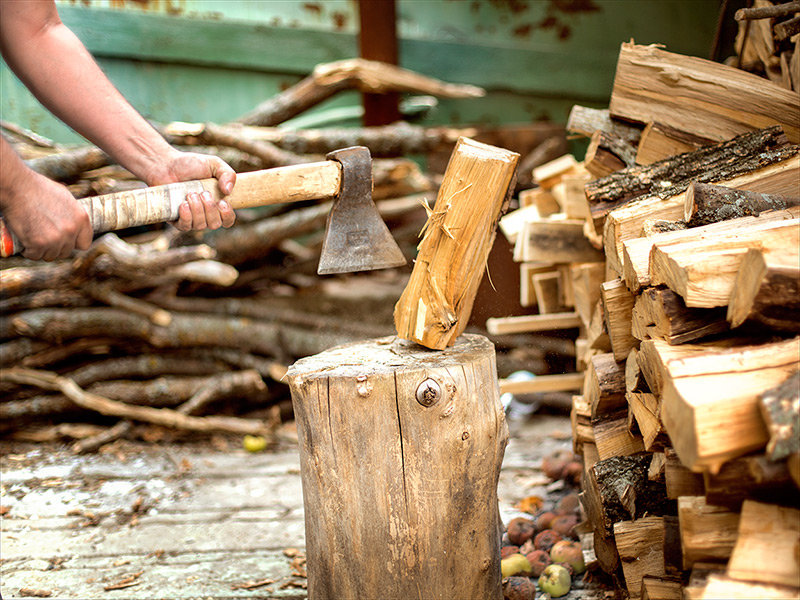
0,160,341,257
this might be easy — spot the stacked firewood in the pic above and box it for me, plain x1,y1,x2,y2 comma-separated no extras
488,38,799,600
0,58,569,453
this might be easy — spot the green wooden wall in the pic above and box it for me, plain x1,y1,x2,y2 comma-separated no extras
0,0,722,144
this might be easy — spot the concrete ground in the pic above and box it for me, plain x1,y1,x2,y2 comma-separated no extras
1,414,606,599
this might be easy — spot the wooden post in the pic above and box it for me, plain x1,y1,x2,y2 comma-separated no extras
286,334,508,600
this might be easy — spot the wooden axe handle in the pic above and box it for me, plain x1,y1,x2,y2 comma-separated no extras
0,161,341,257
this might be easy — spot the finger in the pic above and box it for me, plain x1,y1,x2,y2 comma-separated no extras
22,245,44,261
176,198,194,231
210,157,236,195
187,191,207,230
219,199,235,228
201,191,222,229
75,213,93,251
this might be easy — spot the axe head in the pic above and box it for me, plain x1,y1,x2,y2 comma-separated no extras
317,146,407,275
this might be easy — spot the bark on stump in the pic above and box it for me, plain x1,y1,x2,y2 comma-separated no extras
286,334,509,600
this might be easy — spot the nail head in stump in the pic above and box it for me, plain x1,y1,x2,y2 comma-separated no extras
287,334,509,600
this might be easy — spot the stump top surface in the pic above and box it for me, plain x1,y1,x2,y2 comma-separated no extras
287,334,494,381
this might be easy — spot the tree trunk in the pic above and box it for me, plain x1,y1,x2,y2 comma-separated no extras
286,334,508,600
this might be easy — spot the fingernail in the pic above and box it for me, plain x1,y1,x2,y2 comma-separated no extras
224,182,233,194
220,200,230,210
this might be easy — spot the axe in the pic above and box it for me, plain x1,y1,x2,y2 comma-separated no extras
0,146,406,274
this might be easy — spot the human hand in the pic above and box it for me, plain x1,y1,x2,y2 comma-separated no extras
1,168,92,261
145,150,236,231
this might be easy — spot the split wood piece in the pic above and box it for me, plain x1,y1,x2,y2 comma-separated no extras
677,496,740,570
519,263,555,308
585,353,626,420
518,188,559,215
793,36,800,94
552,173,592,220
286,335,507,600
683,563,726,600
614,516,673,600
605,153,800,273
575,337,590,371
649,217,800,308
570,262,605,329
727,500,800,588
566,106,642,146
516,219,604,264
702,454,795,506
236,58,484,126
586,125,793,224
586,300,612,352
630,287,729,346
498,372,583,395
664,448,704,499
498,204,541,244
394,137,518,349
608,42,800,143
699,574,800,600
531,154,579,189
622,206,799,293
637,338,731,399
659,336,800,473
166,121,471,157
790,452,800,489
584,131,636,178
735,1,800,21
485,311,580,336
571,395,594,453
593,410,646,461
728,248,800,331
532,271,562,314
625,348,648,394
684,181,800,226
635,122,712,166
627,392,665,451
759,370,800,461
583,453,671,537
601,279,637,361
641,576,682,600
648,452,666,483
0,368,273,437
557,264,575,308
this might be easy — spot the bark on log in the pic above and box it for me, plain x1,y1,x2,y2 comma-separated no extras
758,370,800,461
735,2,800,20
685,182,800,226
287,334,508,600
236,58,484,127
584,130,637,178
566,105,642,145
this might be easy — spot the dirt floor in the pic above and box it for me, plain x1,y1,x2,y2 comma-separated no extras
1,413,610,599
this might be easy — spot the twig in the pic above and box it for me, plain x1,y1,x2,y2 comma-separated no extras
71,420,133,454
735,1,800,20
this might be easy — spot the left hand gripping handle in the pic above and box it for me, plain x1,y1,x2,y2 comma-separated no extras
0,179,207,258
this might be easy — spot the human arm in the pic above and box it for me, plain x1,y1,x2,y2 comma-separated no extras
0,0,235,255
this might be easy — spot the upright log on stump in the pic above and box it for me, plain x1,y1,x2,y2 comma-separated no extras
286,335,508,599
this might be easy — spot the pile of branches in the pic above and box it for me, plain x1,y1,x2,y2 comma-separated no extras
0,58,567,452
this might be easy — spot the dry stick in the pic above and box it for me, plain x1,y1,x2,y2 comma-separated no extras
86,282,172,326
1,368,273,436
190,123,314,167
71,420,133,454
775,14,800,41
177,369,265,416
0,288,91,313
25,146,111,181
236,58,484,126
1,120,57,148
735,2,800,20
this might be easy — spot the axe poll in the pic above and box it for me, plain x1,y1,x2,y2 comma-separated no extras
0,147,406,275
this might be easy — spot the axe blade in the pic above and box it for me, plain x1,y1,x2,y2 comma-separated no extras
317,147,407,275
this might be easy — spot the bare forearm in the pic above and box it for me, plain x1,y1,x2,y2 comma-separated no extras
0,2,174,183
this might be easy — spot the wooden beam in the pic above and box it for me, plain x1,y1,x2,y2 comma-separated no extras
498,372,584,395
485,311,581,335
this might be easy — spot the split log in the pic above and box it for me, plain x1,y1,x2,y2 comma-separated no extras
608,42,800,143
677,496,740,570
625,348,648,394
699,574,800,600
593,410,646,460
585,126,794,223
286,335,507,600
759,370,800,461
635,122,711,166
236,58,485,126
649,217,799,308
585,353,626,419
626,392,664,451
641,576,682,600
584,130,637,178
604,153,800,273
394,137,519,349
702,454,795,505
727,247,800,331
571,394,594,452
684,181,800,226
515,219,604,263
630,287,729,346
532,271,562,313
614,516,674,600
566,105,642,145
552,173,592,220
659,337,800,473
570,262,605,329
601,278,637,361
727,500,800,588
532,154,579,189
664,448,704,499
518,262,554,308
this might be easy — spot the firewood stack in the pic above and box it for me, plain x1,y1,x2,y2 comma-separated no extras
0,59,570,453
489,37,800,600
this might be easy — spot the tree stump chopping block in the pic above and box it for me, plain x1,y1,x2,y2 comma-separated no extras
286,334,509,600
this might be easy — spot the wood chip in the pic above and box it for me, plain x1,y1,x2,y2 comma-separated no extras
18,589,53,598
231,578,275,590
103,570,143,591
